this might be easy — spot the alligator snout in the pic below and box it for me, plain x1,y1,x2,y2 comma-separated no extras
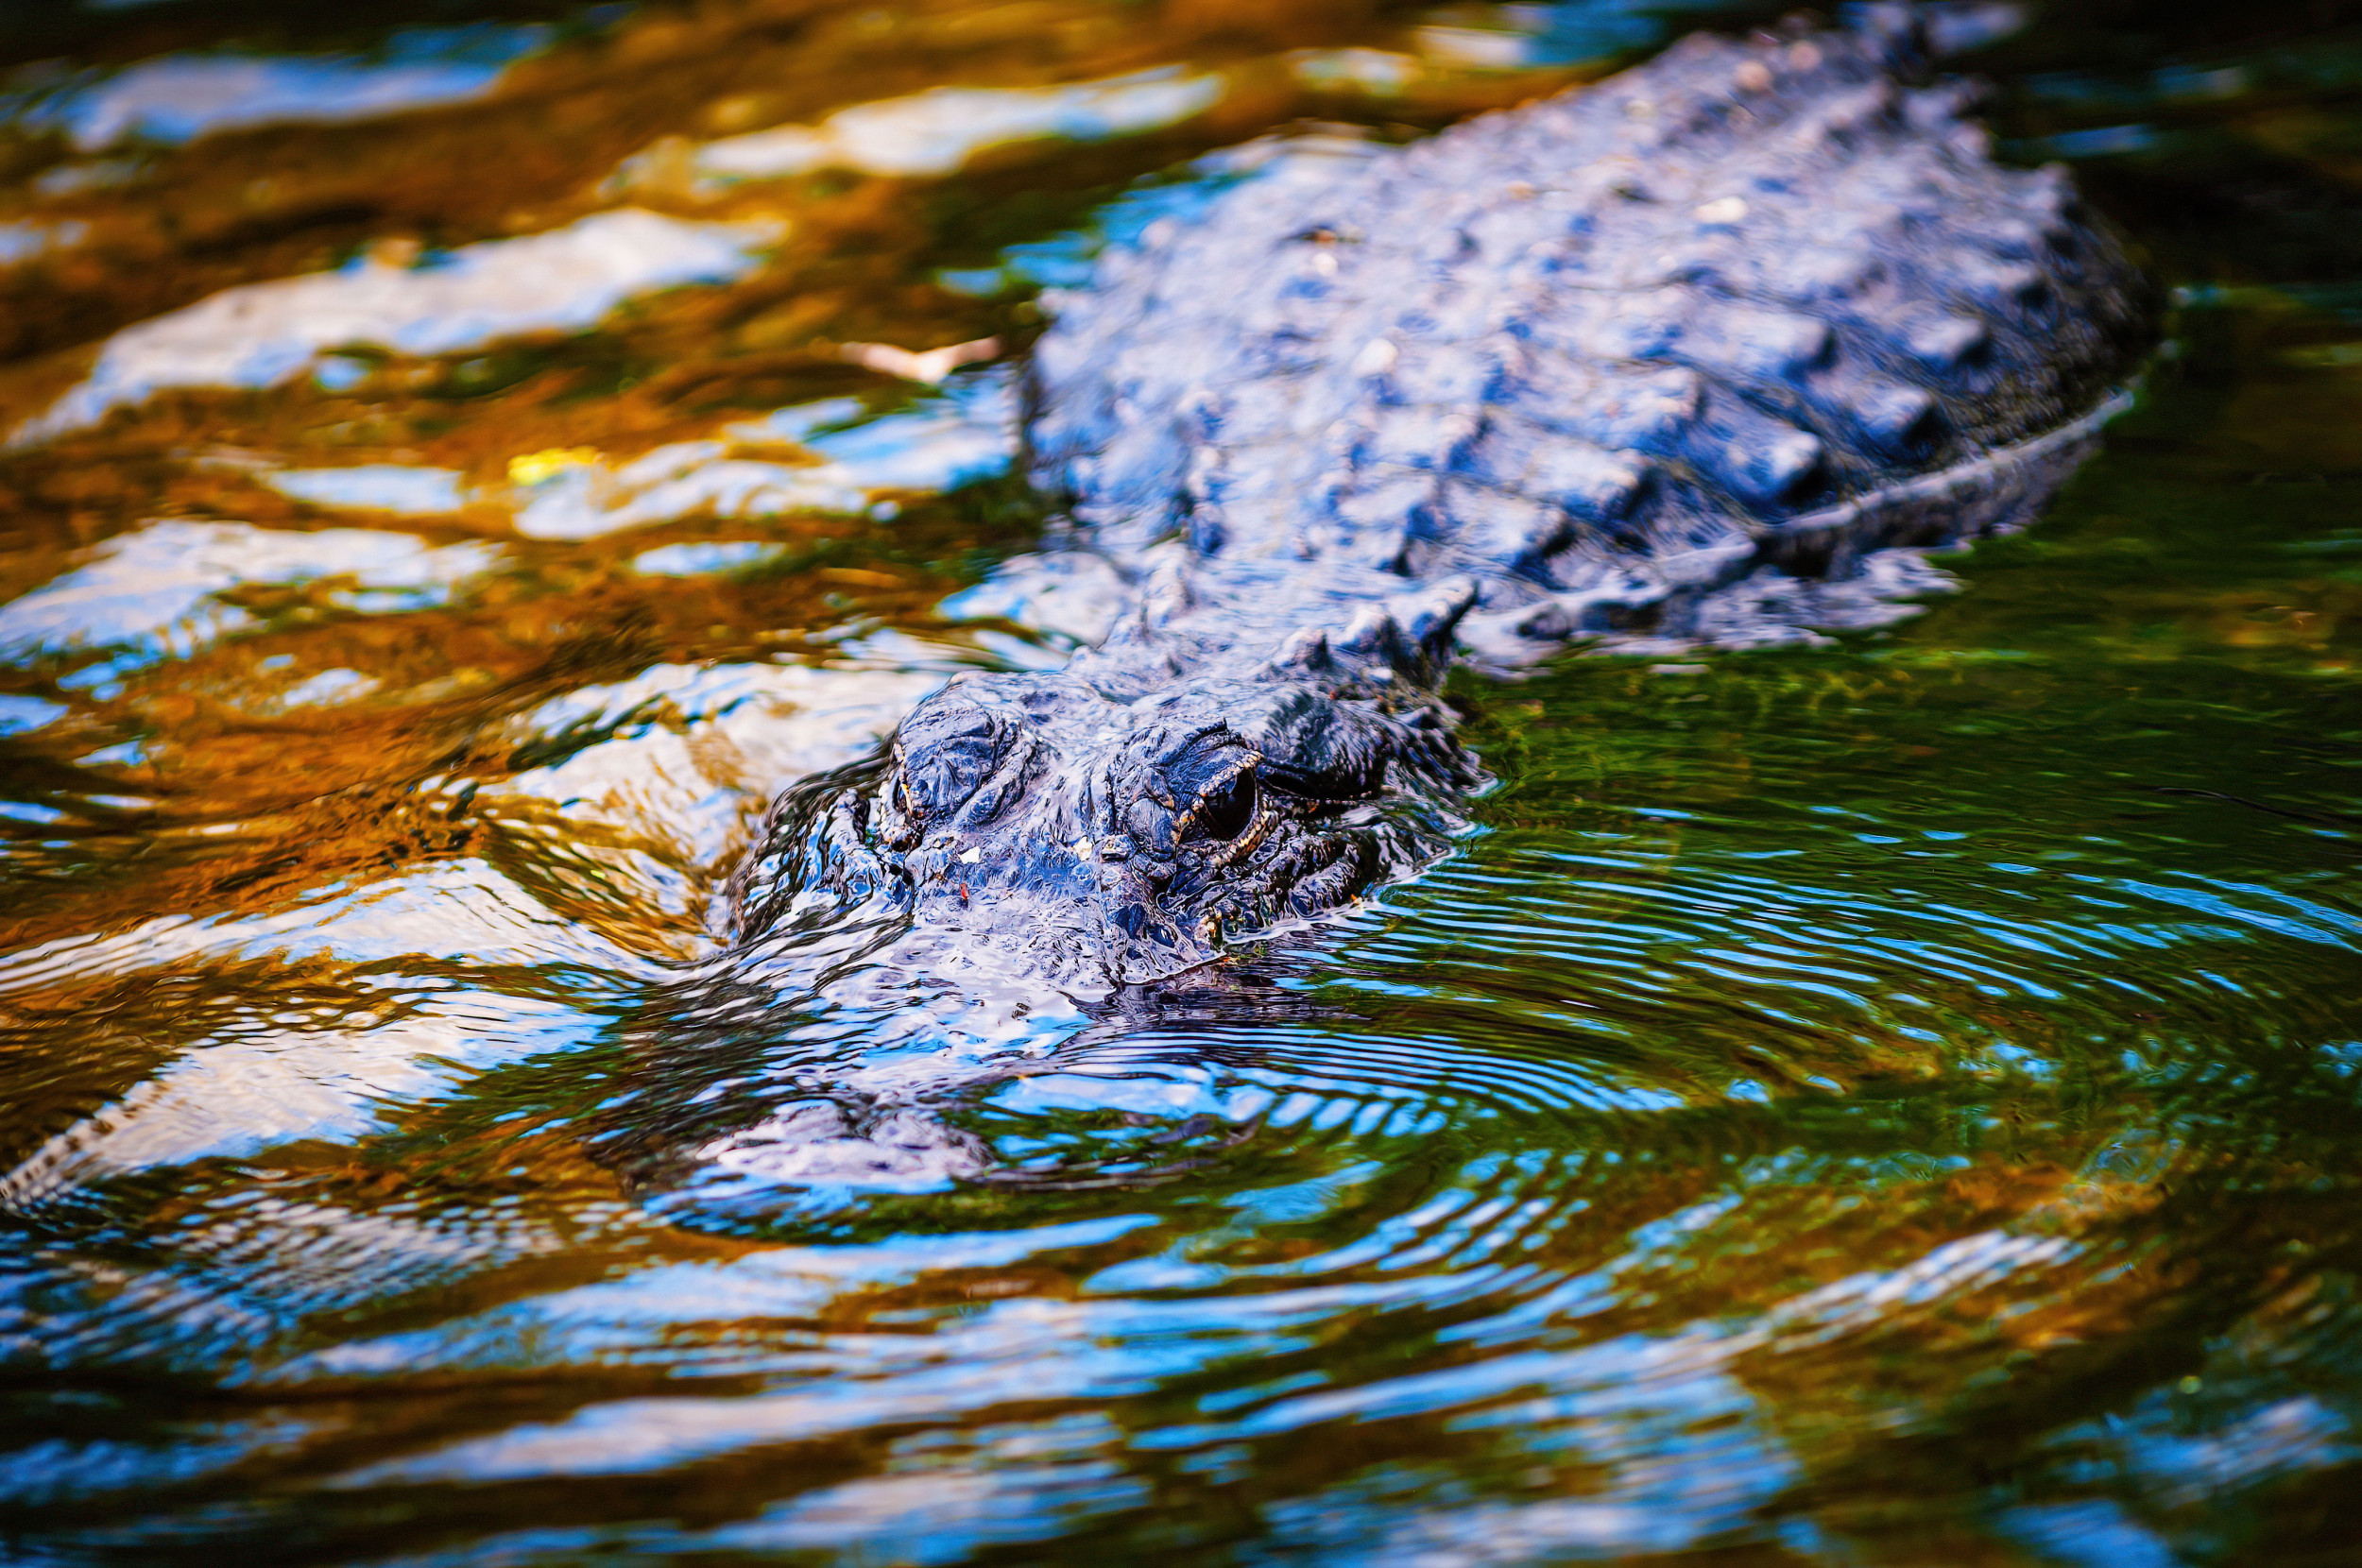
754,671,1472,987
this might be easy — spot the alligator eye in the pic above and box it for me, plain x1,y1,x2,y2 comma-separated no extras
1184,764,1258,843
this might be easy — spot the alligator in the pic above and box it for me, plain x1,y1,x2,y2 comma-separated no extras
717,4,2148,1014
674,5,2157,1196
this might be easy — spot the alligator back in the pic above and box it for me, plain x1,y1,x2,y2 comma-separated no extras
1026,11,2150,669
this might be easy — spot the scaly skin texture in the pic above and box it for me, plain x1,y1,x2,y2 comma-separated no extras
727,8,2152,993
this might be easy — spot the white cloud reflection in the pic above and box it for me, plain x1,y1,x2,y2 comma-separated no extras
15,26,552,151
15,210,778,444
0,520,497,665
678,67,1225,185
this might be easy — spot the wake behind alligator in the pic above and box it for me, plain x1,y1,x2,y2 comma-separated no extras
682,7,2150,1194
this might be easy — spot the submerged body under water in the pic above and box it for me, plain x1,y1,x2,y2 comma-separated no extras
0,1,2356,1563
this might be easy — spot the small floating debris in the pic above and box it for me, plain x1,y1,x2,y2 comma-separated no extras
840,336,1001,384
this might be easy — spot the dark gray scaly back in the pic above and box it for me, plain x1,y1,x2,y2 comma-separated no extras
727,8,2151,992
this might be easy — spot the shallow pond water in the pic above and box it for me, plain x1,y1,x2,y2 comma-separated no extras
0,1,2358,1563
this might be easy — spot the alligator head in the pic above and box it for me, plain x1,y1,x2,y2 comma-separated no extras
727,668,1479,989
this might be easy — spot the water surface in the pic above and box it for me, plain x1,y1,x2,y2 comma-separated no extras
0,1,2358,1563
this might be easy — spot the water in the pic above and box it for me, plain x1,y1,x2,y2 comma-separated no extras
0,1,2357,1562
